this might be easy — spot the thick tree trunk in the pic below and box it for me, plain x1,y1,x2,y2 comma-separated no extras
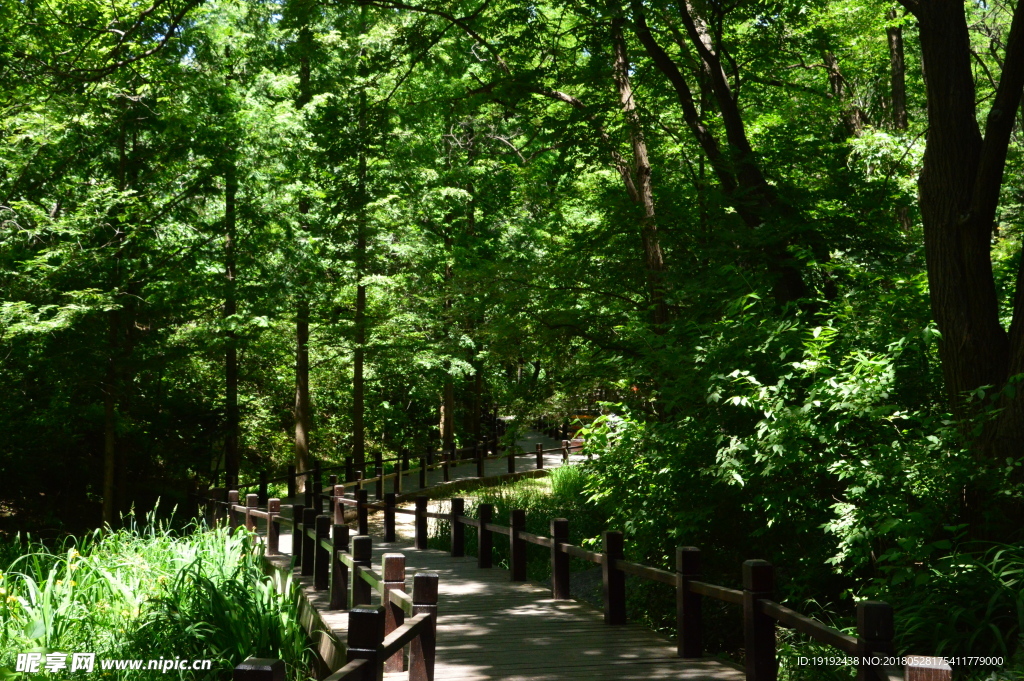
224,160,239,489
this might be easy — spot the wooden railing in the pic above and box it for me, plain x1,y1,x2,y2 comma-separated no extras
197,496,439,681
404,495,952,681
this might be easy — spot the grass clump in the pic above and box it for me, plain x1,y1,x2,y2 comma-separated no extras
0,509,312,680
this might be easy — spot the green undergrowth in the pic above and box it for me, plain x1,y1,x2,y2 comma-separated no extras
0,508,313,680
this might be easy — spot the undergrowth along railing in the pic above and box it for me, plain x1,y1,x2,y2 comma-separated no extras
407,494,952,681
192,494,439,681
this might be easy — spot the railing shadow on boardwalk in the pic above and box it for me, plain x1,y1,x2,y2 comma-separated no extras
194,438,953,681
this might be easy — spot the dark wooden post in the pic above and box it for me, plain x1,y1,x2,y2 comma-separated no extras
356,470,364,492
742,560,777,681
315,514,331,590
291,503,304,568
475,444,485,477
393,462,402,494
507,446,515,474
346,607,385,681
477,504,493,569
266,499,281,556
330,524,350,610
401,448,410,471
351,535,373,607
245,493,258,532
357,488,369,536
233,658,285,681
383,554,406,673
415,496,428,550
856,601,894,681
510,509,527,581
301,507,317,577
227,490,240,533
375,464,384,501
551,518,570,599
602,531,626,624
409,573,439,681
676,547,702,658
286,465,296,499
426,446,434,467
258,471,268,505
442,454,450,482
345,456,354,483
333,485,345,526
313,461,323,510
304,479,314,514
384,492,397,543
535,443,544,469
329,473,338,488
419,456,427,489
450,498,465,557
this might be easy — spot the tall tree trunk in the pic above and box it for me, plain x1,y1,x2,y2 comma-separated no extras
902,0,1024,533
887,8,908,131
294,18,313,486
102,309,118,526
610,16,668,328
224,160,239,489
352,5,369,475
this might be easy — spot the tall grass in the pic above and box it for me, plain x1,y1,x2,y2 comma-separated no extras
0,509,313,679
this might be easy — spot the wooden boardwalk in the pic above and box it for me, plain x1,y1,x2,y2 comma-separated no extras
366,540,745,681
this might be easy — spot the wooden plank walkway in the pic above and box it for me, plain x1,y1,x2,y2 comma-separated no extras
367,540,745,681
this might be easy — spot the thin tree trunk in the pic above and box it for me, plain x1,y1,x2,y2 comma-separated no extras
102,310,117,526
352,5,369,475
224,160,239,489
887,8,908,131
294,19,313,486
611,16,668,328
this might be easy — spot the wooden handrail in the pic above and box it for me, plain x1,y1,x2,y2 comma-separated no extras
758,600,857,654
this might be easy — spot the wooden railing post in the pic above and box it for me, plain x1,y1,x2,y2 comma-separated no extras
507,446,515,474
233,658,285,681
227,490,240,533
315,514,330,591
535,443,544,469
856,601,894,681
477,504,493,569
286,465,296,499
329,473,338,489
333,485,345,526
331,524,350,610
415,496,428,550
384,492,397,543
351,535,373,607
304,479,314,513
450,498,465,557
409,573,439,681
742,560,777,681
346,606,385,681
301,507,317,577
375,463,384,501
345,456,354,483
676,547,702,658
442,453,450,482
401,448,410,471
393,462,403,495
245,493,258,532
419,457,427,489
602,531,626,624
382,554,406,673
357,488,369,536
551,518,570,599
510,509,527,581
905,657,952,681
475,444,485,477
313,461,323,511
266,499,281,556
291,503,305,567
258,471,268,505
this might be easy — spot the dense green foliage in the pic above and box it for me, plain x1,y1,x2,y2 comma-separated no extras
0,512,312,679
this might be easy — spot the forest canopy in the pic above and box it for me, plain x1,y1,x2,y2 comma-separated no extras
3,0,1024,667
